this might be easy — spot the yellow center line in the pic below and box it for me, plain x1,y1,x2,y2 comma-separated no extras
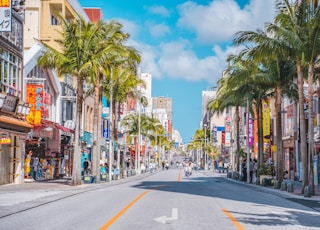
100,171,181,229
222,208,245,230
100,190,151,230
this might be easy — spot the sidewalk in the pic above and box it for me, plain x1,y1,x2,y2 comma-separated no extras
218,171,320,201
0,172,154,211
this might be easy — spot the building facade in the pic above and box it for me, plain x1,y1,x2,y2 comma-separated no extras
152,96,172,140
0,3,34,185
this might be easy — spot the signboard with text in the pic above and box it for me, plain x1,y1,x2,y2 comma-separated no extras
26,84,44,126
0,0,11,32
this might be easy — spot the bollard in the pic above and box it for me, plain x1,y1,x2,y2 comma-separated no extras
287,182,294,193
304,185,311,197
280,181,287,191
273,180,279,189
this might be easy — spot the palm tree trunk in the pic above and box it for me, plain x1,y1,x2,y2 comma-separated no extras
257,101,264,184
235,106,241,176
92,74,103,183
92,84,99,181
112,99,117,168
71,78,84,186
297,62,308,193
275,85,284,188
308,64,315,195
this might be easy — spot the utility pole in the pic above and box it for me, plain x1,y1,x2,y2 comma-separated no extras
246,99,250,183
204,124,207,170
108,68,113,182
136,66,141,174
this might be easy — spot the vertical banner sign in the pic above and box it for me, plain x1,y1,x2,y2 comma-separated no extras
26,84,44,126
102,119,109,140
262,101,271,138
213,127,217,144
0,0,11,32
221,131,225,144
249,116,253,146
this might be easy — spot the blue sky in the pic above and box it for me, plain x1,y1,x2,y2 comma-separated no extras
78,0,276,143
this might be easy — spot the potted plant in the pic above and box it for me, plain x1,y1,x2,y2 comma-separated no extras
257,163,274,185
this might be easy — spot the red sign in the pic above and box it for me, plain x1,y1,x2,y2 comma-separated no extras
26,84,44,126
43,92,52,105
221,131,225,144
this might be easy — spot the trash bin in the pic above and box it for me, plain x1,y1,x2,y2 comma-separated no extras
100,174,107,181
83,175,92,184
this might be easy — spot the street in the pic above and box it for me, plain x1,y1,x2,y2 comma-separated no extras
0,168,320,230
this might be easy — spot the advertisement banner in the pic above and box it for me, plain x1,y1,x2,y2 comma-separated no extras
0,0,11,32
26,84,44,126
102,119,109,140
262,101,270,138
249,117,253,146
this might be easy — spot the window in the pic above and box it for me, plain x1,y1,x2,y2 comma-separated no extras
0,50,21,96
51,15,58,25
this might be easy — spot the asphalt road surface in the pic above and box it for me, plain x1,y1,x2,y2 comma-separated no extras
0,168,320,230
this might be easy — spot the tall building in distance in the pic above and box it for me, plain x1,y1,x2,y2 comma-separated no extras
140,73,152,116
152,96,173,140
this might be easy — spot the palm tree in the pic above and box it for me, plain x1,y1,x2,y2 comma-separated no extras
37,16,103,185
207,56,259,176
88,20,141,181
234,25,297,186
121,114,164,171
269,0,320,194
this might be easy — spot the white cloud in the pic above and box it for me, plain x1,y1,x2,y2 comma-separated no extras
157,40,220,84
119,0,276,85
114,18,140,38
146,5,171,17
127,39,162,78
177,0,276,44
149,23,170,38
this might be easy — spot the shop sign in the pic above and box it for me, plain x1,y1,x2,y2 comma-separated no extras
0,137,10,144
0,0,11,32
102,119,109,140
0,94,18,114
26,84,44,126
64,120,75,130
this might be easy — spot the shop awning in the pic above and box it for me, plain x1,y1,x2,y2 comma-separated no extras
0,115,33,133
40,119,75,134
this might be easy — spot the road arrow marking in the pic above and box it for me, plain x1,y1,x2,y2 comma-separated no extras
154,208,178,224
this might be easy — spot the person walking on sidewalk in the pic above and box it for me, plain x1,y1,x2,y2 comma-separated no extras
83,158,91,176
249,158,254,183
242,159,247,181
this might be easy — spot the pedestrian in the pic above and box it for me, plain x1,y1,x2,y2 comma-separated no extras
100,163,106,175
242,159,247,181
165,162,169,170
252,159,257,183
249,158,254,183
83,158,91,176
218,161,223,173
214,161,218,172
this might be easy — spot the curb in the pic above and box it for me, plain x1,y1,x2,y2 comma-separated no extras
224,175,320,201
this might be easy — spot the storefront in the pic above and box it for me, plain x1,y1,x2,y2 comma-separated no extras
24,119,75,180
0,98,33,184
283,138,295,180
